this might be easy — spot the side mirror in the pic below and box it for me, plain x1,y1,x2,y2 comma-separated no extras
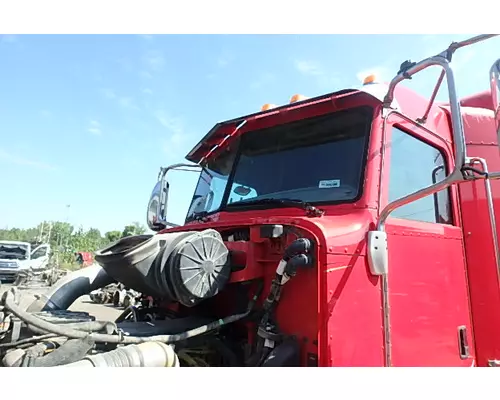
146,180,166,231
367,231,388,276
491,59,500,143
146,163,201,231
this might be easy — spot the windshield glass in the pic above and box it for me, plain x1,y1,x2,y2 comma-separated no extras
0,243,29,260
185,106,372,221
185,139,239,221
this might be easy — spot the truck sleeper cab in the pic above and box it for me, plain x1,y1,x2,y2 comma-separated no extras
133,35,500,367
164,85,477,367
2,35,500,369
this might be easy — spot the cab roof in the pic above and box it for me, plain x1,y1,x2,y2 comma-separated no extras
185,82,495,164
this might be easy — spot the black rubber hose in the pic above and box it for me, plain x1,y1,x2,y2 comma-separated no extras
245,337,265,367
205,337,240,367
4,283,263,345
283,238,312,261
26,264,115,313
114,306,138,323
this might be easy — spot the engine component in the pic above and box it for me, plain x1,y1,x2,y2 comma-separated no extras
261,338,301,367
26,264,115,313
32,310,96,324
113,289,126,307
2,309,116,345
2,284,262,345
61,342,179,367
94,229,231,307
248,238,313,366
3,337,95,367
116,316,214,337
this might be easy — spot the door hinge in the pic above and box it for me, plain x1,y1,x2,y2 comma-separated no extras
458,325,470,360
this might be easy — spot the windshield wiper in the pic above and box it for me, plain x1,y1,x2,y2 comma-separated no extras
227,198,325,217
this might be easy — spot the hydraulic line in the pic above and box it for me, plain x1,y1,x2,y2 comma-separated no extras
3,283,262,345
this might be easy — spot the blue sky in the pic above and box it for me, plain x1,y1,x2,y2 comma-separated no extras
0,34,498,234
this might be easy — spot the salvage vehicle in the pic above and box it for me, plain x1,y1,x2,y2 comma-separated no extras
75,252,94,268
0,241,51,283
1,34,500,367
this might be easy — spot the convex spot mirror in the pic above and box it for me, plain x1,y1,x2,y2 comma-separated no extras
233,185,252,197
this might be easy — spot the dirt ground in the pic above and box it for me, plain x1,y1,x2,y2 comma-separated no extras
0,283,122,321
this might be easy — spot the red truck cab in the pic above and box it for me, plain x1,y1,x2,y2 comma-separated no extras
144,36,500,367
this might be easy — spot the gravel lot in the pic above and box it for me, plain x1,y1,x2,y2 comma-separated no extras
0,283,122,321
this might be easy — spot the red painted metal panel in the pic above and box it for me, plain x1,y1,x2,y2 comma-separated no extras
385,219,474,366
323,252,383,366
459,143,500,366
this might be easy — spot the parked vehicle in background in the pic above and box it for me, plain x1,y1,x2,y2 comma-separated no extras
0,240,51,283
75,252,94,268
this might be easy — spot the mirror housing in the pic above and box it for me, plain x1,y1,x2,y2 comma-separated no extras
491,59,500,144
367,231,388,276
146,180,167,231
146,163,202,231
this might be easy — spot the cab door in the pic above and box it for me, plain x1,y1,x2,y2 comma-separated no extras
30,244,51,270
381,119,474,366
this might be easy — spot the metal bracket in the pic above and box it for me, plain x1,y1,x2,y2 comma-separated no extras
367,231,388,276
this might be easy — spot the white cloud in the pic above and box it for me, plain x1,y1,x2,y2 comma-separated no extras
116,57,133,72
143,50,165,71
154,110,189,157
155,110,183,135
118,96,139,110
88,120,101,135
139,70,153,80
217,57,229,67
293,60,341,90
142,87,153,95
294,60,323,76
1,35,17,44
101,88,116,99
0,148,56,171
216,54,233,68
100,88,139,110
88,127,101,135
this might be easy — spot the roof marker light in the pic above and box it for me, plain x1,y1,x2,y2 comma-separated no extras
290,94,308,103
261,103,277,111
363,74,378,85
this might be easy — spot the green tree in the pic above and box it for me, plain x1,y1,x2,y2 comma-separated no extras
0,220,150,268
105,230,121,243
121,222,146,238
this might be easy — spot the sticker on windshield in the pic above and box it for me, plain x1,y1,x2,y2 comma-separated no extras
318,179,340,189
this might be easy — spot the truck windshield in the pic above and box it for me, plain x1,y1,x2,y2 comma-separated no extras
0,244,29,260
185,106,372,221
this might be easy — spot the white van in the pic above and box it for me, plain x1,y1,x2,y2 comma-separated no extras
0,241,51,282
